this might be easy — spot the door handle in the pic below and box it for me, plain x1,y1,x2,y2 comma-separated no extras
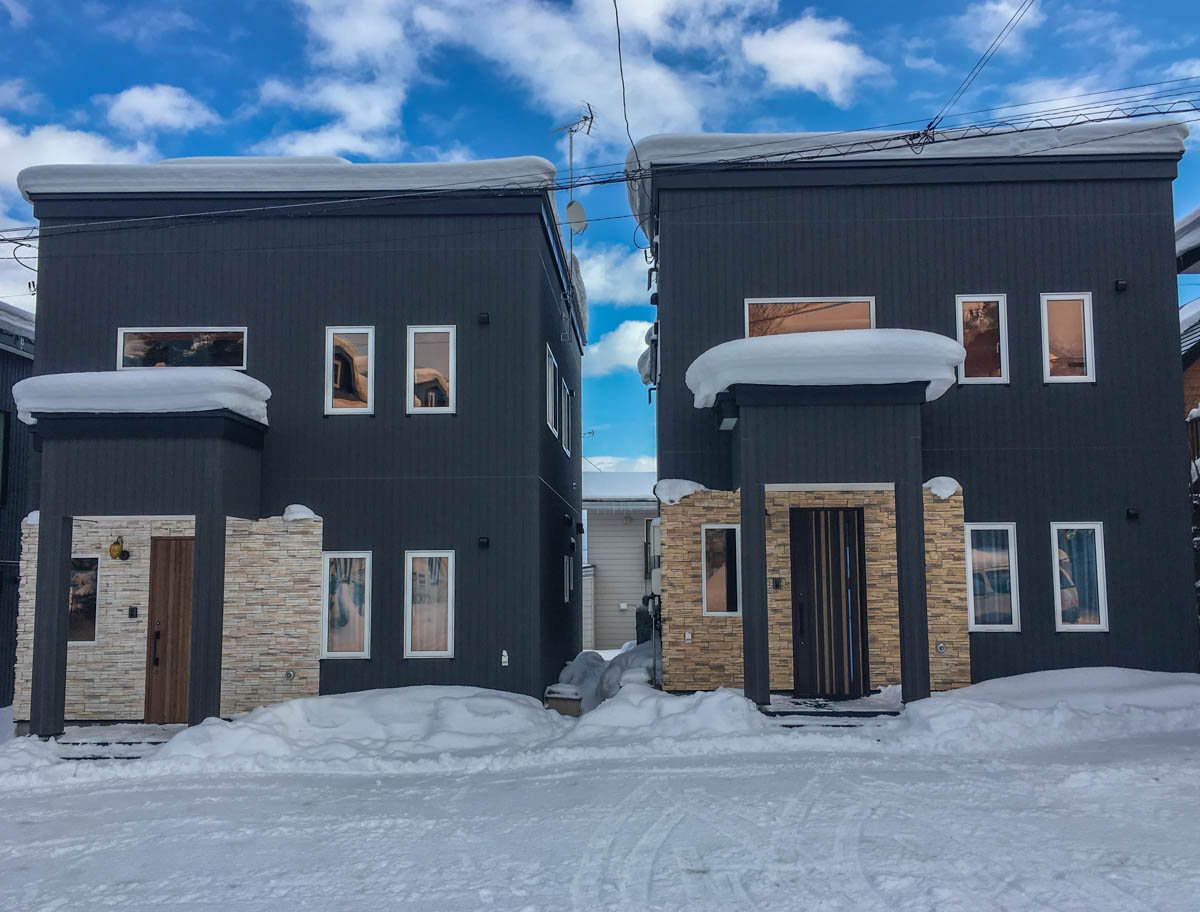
153,630,161,667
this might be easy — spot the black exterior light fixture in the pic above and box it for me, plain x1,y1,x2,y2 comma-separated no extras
108,537,130,561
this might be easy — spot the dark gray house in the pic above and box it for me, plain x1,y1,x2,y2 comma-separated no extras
0,300,34,711
632,122,1199,705
11,156,584,736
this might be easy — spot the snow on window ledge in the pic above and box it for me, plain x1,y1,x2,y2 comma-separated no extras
684,329,965,409
13,367,272,426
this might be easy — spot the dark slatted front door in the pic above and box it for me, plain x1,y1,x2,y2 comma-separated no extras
790,508,869,700
145,537,194,723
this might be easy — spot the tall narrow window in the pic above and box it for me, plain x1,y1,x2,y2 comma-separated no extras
965,524,1020,631
546,345,559,437
118,327,247,369
563,553,572,603
322,552,371,658
405,550,455,657
1041,293,1095,382
324,326,374,414
407,326,456,414
745,298,874,337
956,295,1008,383
68,555,99,643
560,378,571,455
701,524,741,615
1052,523,1109,631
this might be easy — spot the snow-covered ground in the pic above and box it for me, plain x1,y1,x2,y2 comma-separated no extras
2,669,1200,910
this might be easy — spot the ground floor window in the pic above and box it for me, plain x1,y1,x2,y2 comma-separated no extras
68,555,99,643
701,524,740,615
1052,523,1108,631
965,524,1019,631
405,550,455,657
322,552,371,658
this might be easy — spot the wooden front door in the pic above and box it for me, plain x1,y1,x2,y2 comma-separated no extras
790,508,869,700
145,537,194,723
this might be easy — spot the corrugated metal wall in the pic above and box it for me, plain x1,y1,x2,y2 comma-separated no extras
580,507,654,648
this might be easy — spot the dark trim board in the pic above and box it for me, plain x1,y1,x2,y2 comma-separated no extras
32,411,267,448
727,382,928,407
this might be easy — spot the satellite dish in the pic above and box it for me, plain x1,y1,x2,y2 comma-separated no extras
565,199,588,236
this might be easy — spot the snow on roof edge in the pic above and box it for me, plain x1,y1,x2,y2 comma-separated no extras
582,471,658,502
0,299,35,343
1179,204,1200,271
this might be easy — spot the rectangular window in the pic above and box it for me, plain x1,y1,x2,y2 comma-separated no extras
1052,523,1109,631
118,327,247,369
745,297,874,337
324,326,374,415
407,326,456,414
405,550,454,657
1041,293,1095,382
563,554,572,603
956,294,1009,383
560,378,571,455
546,345,559,437
965,524,1020,631
701,524,741,615
68,555,99,643
322,552,371,658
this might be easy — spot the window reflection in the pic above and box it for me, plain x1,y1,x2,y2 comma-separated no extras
121,330,245,368
961,299,1003,378
1045,298,1088,377
1056,528,1102,626
969,528,1013,626
703,526,739,613
412,331,451,409
68,556,98,642
410,555,450,653
330,332,371,410
747,300,871,337
326,555,368,654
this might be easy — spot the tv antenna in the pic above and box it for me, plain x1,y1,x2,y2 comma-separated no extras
551,103,595,256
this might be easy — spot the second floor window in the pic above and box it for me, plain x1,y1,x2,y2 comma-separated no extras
745,297,874,337
1041,293,1094,382
118,327,246,369
956,295,1009,383
408,326,456,414
325,326,374,414
546,345,560,437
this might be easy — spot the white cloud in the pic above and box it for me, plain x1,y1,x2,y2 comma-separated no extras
1057,10,1152,62
254,77,404,158
950,1,1046,57
1,0,29,28
99,6,197,49
1003,74,1107,118
582,319,653,377
583,455,657,473
904,54,947,75
0,78,42,114
574,241,650,307
1164,59,1200,80
742,13,888,108
99,84,221,135
293,0,420,70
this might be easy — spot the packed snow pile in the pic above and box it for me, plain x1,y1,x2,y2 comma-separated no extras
13,368,272,426
0,704,12,744
655,478,708,504
557,641,656,713
570,684,769,742
922,476,960,500
280,504,319,521
685,330,966,409
22,510,37,526
900,667,1200,753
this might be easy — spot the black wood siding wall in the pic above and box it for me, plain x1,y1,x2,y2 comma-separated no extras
0,348,33,708
655,156,1198,682
29,193,581,699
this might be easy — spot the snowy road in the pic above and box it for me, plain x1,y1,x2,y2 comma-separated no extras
3,730,1199,911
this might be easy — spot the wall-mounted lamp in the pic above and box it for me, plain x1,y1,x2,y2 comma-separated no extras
108,537,130,561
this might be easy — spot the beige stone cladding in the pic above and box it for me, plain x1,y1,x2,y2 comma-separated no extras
659,490,743,690
13,516,196,720
923,484,971,691
221,516,322,715
765,489,902,691
659,487,902,693
13,514,324,721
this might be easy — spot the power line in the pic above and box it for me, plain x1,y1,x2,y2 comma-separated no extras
611,0,642,173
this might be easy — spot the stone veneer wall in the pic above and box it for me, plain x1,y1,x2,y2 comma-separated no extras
12,514,323,721
221,516,322,716
923,485,971,691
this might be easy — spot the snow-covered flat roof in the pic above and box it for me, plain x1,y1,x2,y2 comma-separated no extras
13,367,271,425
17,155,557,201
0,299,34,343
626,121,1190,230
582,471,658,503
685,329,966,409
1179,204,1200,274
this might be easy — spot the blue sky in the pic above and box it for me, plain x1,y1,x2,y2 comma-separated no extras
0,0,1198,470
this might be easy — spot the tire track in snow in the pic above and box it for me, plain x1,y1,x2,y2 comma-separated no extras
568,777,655,911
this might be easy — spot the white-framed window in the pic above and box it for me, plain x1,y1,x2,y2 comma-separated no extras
1041,293,1095,383
404,550,455,658
955,294,1009,384
560,378,571,455
1051,522,1109,632
117,326,247,370
407,326,456,414
67,554,100,644
321,551,371,658
546,344,559,437
324,326,374,415
745,297,875,337
701,523,741,615
965,523,1020,632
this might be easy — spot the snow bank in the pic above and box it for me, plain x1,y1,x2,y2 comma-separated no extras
13,368,271,426
22,510,37,526
569,684,768,742
923,476,960,500
0,704,12,744
685,330,965,409
557,650,609,713
281,504,318,521
654,478,708,504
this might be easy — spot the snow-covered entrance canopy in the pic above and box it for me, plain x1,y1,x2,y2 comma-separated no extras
17,155,557,200
625,122,1190,235
685,329,966,409
1178,204,1200,274
13,367,271,426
